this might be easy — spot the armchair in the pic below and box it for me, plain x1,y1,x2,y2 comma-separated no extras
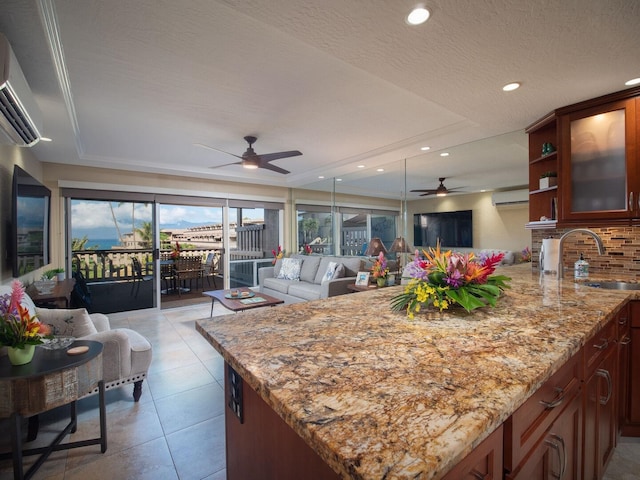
0,284,152,402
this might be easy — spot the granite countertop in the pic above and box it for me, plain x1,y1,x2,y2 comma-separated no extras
196,264,634,479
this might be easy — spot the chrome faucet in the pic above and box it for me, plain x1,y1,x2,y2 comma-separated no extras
557,228,605,279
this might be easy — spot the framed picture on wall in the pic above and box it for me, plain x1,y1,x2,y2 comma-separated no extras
355,271,370,286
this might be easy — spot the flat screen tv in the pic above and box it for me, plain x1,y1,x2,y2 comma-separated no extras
10,165,51,277
413,210,473,248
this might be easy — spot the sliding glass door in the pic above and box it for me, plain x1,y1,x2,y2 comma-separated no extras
67,197,156,313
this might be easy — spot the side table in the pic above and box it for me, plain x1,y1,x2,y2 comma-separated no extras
0,340,107,480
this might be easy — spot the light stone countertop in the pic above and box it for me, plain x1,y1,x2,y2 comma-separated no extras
196,263,633,479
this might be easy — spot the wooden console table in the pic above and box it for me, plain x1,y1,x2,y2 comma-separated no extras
26,278,75,308
0,340,106,480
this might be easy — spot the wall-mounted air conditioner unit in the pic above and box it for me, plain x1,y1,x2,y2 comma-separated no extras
0,33,42,146
491,189,529,207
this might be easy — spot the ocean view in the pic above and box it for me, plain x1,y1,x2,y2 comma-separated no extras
87,238,121,250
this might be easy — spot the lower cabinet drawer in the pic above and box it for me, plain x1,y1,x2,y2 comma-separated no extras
504,349,582,472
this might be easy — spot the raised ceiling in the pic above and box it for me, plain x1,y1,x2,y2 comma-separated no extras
1,0,639,199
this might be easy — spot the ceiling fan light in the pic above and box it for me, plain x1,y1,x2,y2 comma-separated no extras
243,158,259,169
436,191,447,197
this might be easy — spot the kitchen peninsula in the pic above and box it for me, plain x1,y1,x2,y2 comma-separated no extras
196,264,633,479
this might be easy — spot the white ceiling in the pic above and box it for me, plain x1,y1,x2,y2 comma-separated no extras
1,0,639,199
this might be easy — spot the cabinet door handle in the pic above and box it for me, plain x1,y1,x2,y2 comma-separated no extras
620,335,631,345
619,316,628,326
596,368,612,405
539,386,565,409
593,338,609,350
470,469,487,480
545,433,567,479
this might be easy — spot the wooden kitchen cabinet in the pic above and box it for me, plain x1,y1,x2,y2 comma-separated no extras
622,300,640,436
526,113,559,227
583,318,617,480
527,86,640,227
558,96,637,223
617,303,631,438
504,350,582,478
506,393,582,480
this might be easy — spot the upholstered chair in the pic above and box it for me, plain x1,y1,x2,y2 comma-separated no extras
0,284,153,401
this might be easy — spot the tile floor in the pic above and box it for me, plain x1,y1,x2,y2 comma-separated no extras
1,301,639,480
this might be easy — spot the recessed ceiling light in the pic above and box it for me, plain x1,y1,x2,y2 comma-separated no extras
336,178,342,182
420,146,430,151
377,168,384,172
357,164,365,169
440,152,449,157
502,82,521,92
625,77,640,86
407,6,430,25
40,137,52,142
318,175,325,179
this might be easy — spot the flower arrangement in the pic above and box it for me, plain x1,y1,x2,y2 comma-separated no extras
302,244,313,255
272,245,285,265
0,280,52,349
371,252,389,279
391,243,510,317
521,246,532,263
170,241,181,260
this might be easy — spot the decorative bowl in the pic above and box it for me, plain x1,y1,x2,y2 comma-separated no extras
39,336,75,350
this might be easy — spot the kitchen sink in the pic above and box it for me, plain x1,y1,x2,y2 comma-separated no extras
584,281,640,290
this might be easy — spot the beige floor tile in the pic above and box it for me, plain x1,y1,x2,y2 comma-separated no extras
154,382,225,435
62,437,178,480
147,361,216,400
166,415,226,480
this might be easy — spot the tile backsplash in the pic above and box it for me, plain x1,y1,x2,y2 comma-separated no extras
531,226,640,278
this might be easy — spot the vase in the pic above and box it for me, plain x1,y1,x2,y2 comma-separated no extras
7,344,36,366
377,278,386,288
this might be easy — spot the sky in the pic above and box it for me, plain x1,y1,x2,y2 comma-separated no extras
70,200,262,239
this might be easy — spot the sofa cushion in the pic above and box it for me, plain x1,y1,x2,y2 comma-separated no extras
263,277,297,294
339,256,363,277
320,261,339,283
314,257,334,284
36,307,98,337
277,258,302,280
299,256,321,283
287,283,323,301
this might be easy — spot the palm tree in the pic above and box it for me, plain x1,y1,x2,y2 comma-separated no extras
136,221,153,248
72,235,98,251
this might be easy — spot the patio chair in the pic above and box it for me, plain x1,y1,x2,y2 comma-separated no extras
202,252,219,288
175,257,204,296
131,257,153,297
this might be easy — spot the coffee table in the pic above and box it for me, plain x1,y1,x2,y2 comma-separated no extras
203,288,284,316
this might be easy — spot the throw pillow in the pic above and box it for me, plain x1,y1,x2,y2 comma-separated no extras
321,261,338,283
35,307,98,338
276,258,302,280
334,263,345,279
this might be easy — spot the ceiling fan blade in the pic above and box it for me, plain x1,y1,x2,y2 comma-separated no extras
258,150,302,162
195,143,243,160
259,161,290,174
410,189,436,193
208,161,242,169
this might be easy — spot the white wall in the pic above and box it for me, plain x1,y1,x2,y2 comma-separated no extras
406,191,531,252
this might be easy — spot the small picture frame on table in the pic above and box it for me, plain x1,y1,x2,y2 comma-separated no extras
355,271,370,286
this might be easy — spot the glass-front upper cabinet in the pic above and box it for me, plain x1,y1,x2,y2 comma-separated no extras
559,97,637,222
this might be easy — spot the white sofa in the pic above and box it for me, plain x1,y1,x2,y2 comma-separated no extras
0,283,152,401
258,255,364,303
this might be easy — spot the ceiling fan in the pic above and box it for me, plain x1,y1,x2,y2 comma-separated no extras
197,135,302,174
411,178,465,197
